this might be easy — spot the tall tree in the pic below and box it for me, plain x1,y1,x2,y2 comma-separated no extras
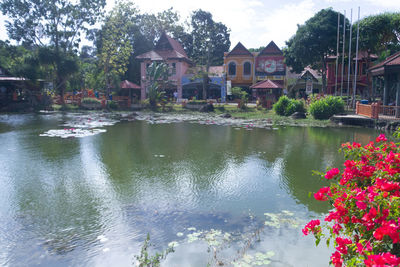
1,0,106,104
98,0,135,93
190,10,230,66
284,8,346,93
357,12,400,59
189,9,230,99
139,8,187,47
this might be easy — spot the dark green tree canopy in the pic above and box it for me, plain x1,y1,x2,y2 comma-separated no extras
284,8,347,92
356,12,400,58
1,0,106,103
1,0,106,50
189,9,231,66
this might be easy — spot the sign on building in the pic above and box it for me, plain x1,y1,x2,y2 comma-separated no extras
227,80,232,96
255,56,286,76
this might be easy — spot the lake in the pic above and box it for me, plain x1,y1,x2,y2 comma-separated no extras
0,113,380,266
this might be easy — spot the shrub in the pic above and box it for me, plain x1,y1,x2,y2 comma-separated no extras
107,100,118,110
309,96,344,120
273,96,305,116
187,100,207,104
303,134,400,267
285,99,306,116
231,87,248,110
273,96,290,116
81,97,101,105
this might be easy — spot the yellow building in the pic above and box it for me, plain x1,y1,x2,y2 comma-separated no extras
224,41,287,100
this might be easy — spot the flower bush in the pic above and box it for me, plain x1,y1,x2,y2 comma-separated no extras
304,134,400,266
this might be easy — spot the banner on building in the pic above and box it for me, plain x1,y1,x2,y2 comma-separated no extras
227,80,232,95
255,56,286,76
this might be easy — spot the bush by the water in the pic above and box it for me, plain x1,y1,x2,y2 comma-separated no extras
107,100,118,110
81,98,101,105
273,96,306,116
309,96,344,120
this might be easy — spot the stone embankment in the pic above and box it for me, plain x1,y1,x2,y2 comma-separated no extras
331,115,400,131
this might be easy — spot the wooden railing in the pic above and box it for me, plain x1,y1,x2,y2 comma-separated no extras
356,102,400,119
356,102,379,119
378,105,400,118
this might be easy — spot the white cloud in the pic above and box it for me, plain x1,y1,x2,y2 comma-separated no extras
366,0,400,8
256,0,316,48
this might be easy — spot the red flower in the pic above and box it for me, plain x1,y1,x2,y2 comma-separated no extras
376,134,387,143
365,253,400,266
325,168,340,179
335,237,352,254
330,251,343,267
302,219,320,236
356,201,367,210
314,187,331,201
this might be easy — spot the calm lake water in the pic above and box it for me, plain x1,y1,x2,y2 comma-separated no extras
0,113,380,266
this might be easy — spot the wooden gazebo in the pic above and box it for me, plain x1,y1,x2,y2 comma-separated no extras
251,79,283,108
118,80,141,106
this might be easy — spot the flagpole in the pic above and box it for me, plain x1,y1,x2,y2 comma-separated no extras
340,10,346,97
335,12,340,96
347,9,353,108
352,7,360,109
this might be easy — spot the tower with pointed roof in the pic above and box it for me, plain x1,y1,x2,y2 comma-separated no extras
136,33,192,100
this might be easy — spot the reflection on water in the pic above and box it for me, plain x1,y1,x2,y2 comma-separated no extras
0,113,380,266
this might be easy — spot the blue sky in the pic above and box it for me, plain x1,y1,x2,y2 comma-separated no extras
1,0,399,49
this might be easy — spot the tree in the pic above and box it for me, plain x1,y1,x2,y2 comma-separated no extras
284,9,347,93
98,0,135,94
1,0,106,104
189,9,230,99
139,8,187,47
145,62,171,109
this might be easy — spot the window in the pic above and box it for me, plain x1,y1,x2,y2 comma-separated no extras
228,62,236,76
243,62,251,76
172,63,176,75
362,63,367,75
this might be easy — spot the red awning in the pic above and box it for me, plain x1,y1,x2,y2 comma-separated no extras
120,80,140,89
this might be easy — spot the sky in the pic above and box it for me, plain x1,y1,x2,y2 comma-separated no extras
1,0,400,50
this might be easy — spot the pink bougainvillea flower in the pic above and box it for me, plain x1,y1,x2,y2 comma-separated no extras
325,168,340,179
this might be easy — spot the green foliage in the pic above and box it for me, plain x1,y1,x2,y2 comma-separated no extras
107,100,118,110
284,9,347,92
134,234,174,267
187,100,207,104
81,98,101,105
146,62,170,109
285,99,306,115
1,0,106,103
309,96,344,120
356,12,400,57
189,9,231,66
273,96,290,116
274,96,305,116
99,1,135,92
231,87,248,110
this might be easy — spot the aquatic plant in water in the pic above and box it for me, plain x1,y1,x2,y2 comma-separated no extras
40,128,106,138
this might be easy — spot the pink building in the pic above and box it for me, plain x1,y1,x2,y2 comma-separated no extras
136,33,192,100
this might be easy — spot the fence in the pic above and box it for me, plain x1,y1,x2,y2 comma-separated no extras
356,102,400,119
